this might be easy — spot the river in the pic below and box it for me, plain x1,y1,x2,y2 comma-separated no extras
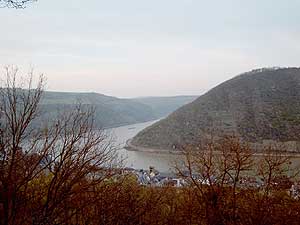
107,119,183,173
107,120,300,174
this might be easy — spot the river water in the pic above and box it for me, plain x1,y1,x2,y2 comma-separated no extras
107,120,183,173
107,120,300,174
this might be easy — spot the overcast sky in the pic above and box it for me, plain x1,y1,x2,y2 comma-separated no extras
0,0,299,97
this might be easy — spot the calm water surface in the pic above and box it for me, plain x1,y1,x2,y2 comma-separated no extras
107,120,183,173
107,120,300,174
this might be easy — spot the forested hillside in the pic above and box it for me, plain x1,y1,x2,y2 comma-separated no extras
38,92,196,128
132,68,300,151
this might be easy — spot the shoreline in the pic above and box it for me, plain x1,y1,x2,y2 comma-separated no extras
125,139,300,158
125,139,182,155
103,118,159,130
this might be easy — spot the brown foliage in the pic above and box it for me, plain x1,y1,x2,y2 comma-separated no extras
0,67,119,225
1,69,300,225
174,136,300,225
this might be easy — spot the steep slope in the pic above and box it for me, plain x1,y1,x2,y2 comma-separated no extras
133,96,198,118
131,68,300,152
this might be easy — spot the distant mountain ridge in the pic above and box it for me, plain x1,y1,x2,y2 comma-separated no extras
38,92,197,128
132,96,198,118
131,67,300,152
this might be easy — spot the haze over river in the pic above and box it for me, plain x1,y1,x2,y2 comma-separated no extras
107,120,183,173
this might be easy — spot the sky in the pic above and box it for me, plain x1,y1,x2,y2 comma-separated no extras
0,0,300,98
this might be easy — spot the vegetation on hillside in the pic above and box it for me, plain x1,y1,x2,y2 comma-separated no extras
132,68,300,151
1,69,300,225
37,92,197,129
39,91,156,128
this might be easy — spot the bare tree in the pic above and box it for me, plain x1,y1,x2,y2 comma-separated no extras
175,136,254,225
256,146,293,196
0,67,120,225
216,137,253,224
175,140,223,224
0,0,36,8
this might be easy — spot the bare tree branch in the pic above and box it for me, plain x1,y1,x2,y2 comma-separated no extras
0,0,36,9
0,67,120,225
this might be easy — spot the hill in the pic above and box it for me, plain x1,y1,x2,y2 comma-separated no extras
133,96,198,118
39,92,156,128
131,68,300,152
37,92,196,128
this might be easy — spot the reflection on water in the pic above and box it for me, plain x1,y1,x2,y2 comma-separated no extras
107,120,183,173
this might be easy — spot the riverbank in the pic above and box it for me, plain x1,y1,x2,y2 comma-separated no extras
125,139,182,155
125,138,300,158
